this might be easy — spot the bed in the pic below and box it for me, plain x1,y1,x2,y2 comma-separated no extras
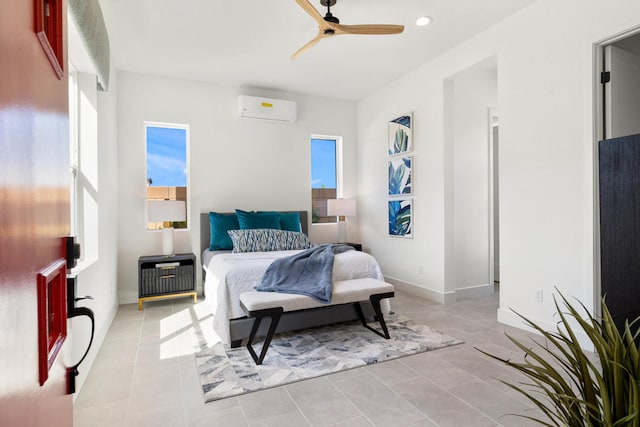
199,211,389,346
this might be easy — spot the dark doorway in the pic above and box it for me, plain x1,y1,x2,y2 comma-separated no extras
598,32,640,334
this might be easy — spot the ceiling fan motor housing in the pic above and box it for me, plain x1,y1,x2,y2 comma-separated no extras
323,12,339,24
321,0,339,24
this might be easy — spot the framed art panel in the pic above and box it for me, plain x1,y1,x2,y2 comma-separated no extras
35,0,64,79
388,156,412,195
388,199,413,238
388,113,412,156
37,259,67,385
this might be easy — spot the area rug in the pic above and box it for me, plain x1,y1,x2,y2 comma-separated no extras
195,315,462,402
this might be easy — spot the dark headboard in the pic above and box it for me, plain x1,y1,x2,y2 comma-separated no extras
200,211,309,255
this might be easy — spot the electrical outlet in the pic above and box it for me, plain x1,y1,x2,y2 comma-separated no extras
536,289,543,303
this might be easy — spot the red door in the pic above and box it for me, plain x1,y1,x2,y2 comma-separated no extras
0,0,73,425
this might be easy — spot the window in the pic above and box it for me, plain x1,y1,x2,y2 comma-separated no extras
68,66,78,238
68,65,99,265
311,136,341,223
145,123,189,230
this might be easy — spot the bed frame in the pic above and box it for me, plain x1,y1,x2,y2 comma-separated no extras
199,211,377,347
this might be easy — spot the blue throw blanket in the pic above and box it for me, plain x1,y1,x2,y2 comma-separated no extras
256,244,354,303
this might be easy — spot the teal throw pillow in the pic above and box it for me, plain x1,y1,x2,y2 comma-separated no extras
236,209,281,230
257,211,301,232
209,212,239,250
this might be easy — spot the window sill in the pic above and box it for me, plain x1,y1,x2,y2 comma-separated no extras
68,257,98,278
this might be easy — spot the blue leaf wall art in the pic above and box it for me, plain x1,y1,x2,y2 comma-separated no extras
388,199,413,238
388,113,412,156
388,156,412,196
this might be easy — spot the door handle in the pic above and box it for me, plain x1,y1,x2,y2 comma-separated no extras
67,306,95,394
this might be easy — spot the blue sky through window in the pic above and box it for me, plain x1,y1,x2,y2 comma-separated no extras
311,138,336,189
146,126,187,186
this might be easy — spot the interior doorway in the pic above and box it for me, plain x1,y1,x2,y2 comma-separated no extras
602,33,640,139
443,57,498,300
595,28,640,331
489,109,500,287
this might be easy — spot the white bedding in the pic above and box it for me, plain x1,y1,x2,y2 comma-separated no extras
203,248,385,345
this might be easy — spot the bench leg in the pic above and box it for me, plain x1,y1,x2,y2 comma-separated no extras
354,292,395,339
246,307,283,365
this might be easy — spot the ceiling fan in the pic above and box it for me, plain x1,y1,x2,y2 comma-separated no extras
292,0,404,59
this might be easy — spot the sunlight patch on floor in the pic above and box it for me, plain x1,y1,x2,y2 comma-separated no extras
159,303,221,359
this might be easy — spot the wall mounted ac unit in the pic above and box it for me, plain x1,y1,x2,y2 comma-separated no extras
237,95,297,124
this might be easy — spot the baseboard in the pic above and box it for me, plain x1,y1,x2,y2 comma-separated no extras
384,277,496,305
72,301,119,401
119,290,138,305
455,283,494,300
383,276,456,304
498,307,594,351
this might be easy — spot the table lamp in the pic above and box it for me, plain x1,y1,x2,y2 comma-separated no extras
327,198,356,243
148,200,186,256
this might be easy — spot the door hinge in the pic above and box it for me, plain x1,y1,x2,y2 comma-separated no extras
601,71,611,84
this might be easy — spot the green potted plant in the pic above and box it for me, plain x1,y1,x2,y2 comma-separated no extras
477,291,639,426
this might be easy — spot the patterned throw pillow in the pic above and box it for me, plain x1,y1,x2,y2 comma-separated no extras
227,229,313,253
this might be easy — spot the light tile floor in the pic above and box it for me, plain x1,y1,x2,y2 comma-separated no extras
74,289,554,426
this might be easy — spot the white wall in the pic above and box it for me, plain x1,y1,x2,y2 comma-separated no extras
71,66,119,396
357,0,640,342
116,72,358,303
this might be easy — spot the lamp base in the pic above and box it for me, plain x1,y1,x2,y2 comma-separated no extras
336,220,347,243
161,227,175,256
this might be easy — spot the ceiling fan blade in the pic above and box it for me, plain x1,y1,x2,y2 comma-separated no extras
334,24,404,36
291,33,325,59
294,0,325,26
291,1,404,59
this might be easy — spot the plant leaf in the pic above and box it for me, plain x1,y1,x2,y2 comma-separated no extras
476,289,640,426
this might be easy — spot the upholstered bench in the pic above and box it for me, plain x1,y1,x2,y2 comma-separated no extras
239,278,395,365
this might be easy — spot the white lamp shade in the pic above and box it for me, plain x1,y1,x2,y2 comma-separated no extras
327,198,356,217
148,200,186,223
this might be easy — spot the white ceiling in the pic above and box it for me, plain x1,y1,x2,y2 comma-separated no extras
99,0,537,100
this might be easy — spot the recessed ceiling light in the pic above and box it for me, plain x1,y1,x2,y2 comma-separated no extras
416,16,433,27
